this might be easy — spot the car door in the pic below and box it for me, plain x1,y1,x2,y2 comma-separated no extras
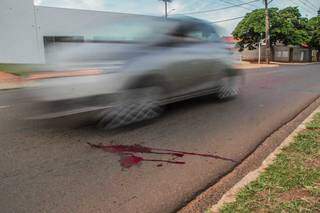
162,23,213,97
183,24,227,92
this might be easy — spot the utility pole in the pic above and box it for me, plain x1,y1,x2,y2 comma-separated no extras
264,0,271,64
164,0,168,19
160,0,173,19
258,33,263,64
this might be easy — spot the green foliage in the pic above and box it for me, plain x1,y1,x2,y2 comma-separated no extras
272,7,309,46
307,17,320,50
0,64,33,77
232,7,310,51
232,8,269,50
306,113,320,129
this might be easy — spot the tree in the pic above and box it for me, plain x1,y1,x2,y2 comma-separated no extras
307,17,320,51
276,7,309,46
233,7,309,51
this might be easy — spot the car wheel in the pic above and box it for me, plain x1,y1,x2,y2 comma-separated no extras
97,87,163,129
217,77,240,100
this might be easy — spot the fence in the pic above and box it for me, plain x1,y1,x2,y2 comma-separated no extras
241,45,318,63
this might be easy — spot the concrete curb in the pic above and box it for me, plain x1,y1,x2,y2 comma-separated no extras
236,62,320,70
210,105,320,212
271,62,320,66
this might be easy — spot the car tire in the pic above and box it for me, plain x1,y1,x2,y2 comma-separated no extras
97,87,163,129
217,77,240,100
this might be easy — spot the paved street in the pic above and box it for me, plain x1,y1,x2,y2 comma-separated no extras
1,64,320,213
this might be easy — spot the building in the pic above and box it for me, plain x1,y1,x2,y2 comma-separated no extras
222,36,240,45
0,0,156,64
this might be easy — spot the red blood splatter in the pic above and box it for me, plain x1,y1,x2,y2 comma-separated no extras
88,143,184,158
120,155,144,168
88,143,236,169
119,155,185,169
152,147,236,162
88,143,150,153
143,158,185,165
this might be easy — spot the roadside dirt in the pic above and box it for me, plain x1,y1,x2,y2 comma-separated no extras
0,71,22,82
278,188,311,202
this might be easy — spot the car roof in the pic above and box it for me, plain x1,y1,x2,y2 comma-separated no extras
167,15,214,27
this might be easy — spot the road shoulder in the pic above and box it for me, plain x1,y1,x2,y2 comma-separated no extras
178,96,320,213
212,104,320,212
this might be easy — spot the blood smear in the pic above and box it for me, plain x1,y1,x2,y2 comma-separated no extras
88,143,236,169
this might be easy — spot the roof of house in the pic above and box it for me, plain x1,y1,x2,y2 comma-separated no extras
222,36,240,43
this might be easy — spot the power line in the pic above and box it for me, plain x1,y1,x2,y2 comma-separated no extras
234,0,259,8
185,0,255,11
211,0,316,25
205,0,260,25
304,0,317,8
286,0,311,14
220,0,253,11
174,0,209,14
288,0,316,14
175,0,259,15
210,0,265,24
210,15,245,23
297,0,317,11
271,0,319,17
208,1,279,25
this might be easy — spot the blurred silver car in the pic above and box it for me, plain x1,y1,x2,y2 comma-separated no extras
27,17,242,129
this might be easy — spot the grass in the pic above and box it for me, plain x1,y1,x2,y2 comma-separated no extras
218,112,320,213
0,64,45,77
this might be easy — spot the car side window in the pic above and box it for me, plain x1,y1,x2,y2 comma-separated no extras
186,31,204,42
156,22,220,47
186,25,221,43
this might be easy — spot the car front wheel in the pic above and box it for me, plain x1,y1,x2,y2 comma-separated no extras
217,76,241,100
97,87,163,129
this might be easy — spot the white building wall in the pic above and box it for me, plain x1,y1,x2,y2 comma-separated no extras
0,0,41,64
0,1,156,64
36,6,153,37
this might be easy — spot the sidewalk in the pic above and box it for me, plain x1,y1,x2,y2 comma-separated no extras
235,61,279,70
211,108,320,213
271,61,320,66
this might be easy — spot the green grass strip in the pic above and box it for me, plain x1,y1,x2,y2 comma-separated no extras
220,113,320,213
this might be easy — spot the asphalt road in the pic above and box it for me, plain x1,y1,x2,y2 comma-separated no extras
1,64,320,213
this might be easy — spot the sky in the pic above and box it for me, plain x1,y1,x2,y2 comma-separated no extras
34,0,320,36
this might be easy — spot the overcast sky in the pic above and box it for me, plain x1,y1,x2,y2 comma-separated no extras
34,0,320,35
